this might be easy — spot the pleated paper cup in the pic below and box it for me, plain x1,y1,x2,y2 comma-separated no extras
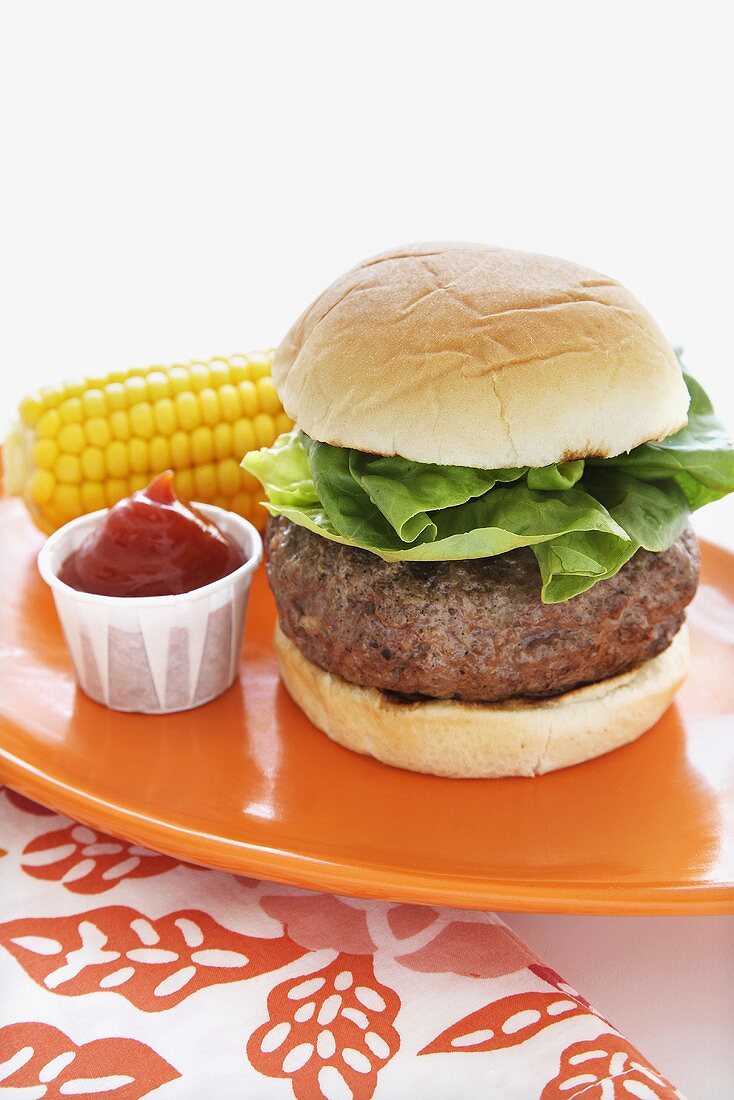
37,505,263,714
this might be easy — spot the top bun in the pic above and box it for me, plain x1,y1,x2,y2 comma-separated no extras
273,243,689,469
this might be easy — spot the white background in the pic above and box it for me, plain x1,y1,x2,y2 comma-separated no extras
1,3,732,1096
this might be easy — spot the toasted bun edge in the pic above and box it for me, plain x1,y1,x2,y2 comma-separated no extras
275,622,689,777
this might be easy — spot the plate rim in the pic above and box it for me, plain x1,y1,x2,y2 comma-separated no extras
1,735,732,916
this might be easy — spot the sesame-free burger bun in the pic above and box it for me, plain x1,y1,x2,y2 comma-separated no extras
275,623,690,778
273,243,689,470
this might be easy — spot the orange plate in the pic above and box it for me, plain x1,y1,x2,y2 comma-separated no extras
1,496,733,914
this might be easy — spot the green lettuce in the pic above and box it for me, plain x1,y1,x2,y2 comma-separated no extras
588,373,734,508
243,370,734,602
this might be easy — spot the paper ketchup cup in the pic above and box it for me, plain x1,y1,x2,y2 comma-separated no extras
37,504,263,714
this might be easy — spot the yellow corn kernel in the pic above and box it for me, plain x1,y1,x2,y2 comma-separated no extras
128,474,149,493
108,410,130,442
59,397,83,424
19,396,44,427
29,469,55,505
248,352,271,380
39,384,66,410
40,506,65,532
105,382,127,411
81,446,105,481
53,484,83,519
199,388,220,426
128,438,149,474
190,425,213,464
175,391,201,431
129,401,154,440
146,370,171,401
86,416,113,447
218,384,241,422
174,468,194,500
149,435,171,470
55,454,81,484
217,457,241,496
229,356,252,383
153,398,176,435
81,482,106,513
193,463,217,499
168,366,190,395
33,439,58,471
58,423,85,455
124,376,148,407
213,422,232,460
276,412,293,435
188,363,210,392
169,431,191,470
81,389,107,418
238,380,258,417
254,413,276,447
105,479,128,507
61,380,85,398
232,418,255,458
105,440,129,478
36,409,61,440
256,376,281,415
208,358,231,387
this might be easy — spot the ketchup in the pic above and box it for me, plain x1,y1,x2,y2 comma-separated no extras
58,472,246,597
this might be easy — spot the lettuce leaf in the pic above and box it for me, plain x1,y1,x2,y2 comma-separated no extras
589,373,734,508
527,460,585,491
242,370,734,602
582,470,690,553
533,531,639,603
244,429,319,508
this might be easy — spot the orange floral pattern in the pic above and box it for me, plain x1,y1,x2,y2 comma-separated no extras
0,905,307,1009
247,953,401,1099
0,1022,179,1098
261,893,376,953
0,786,687,1099
419,989,591,1055
529,963,597,1013
21,823,178,893
396,917,535,978
419,959,614,1060
541,1032,682,1099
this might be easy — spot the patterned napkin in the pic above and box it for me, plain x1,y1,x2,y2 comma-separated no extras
0,785,683,1099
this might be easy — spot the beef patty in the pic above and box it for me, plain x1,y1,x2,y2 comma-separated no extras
266,516,700,703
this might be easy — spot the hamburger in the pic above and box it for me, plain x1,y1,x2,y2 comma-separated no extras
243,243,734,777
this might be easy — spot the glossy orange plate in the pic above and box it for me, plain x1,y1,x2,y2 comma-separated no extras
1,497,733,914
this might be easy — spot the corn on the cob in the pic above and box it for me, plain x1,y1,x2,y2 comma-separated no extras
4,352,292,535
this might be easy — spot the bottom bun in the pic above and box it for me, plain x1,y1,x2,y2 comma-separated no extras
275,623,690,778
